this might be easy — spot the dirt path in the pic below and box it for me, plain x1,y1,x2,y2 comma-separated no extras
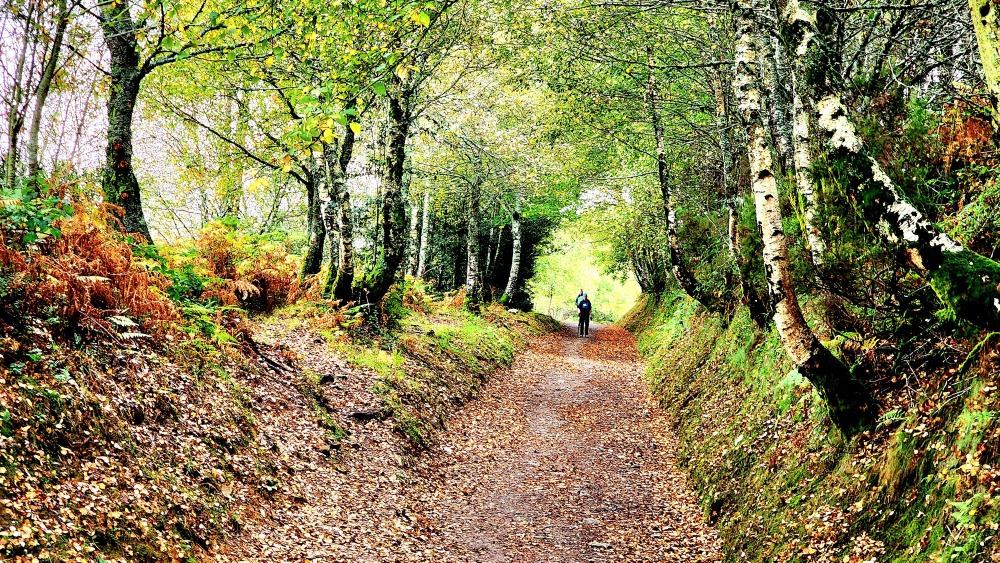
411,323,721,562
217,322,720,562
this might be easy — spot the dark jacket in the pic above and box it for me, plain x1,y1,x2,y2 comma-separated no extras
578,298,592,318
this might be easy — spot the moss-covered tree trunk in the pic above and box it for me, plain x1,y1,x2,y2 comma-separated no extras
794,0,1000,328
733,0,874,435
99,2,153,242
764,33,795,173
632,246,668,295
417,190,431,278
781,4,827,270
364,86,411,306
710,13,770,325
322,123,356,300
970,0,1000,124
301,169,325,281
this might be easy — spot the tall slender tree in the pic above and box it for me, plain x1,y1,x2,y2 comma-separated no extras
417,190,432,278
733,0,874,434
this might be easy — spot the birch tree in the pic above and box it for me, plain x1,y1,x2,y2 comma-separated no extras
781,4,827,269
464,153,483,303
791,0,1000,328
322,124,357,301
501,193,522,303
646,49,718,312
417,190,431,278
733,0,873,434
405,196,421,277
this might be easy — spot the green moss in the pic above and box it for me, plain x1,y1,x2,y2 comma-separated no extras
928,251,1000,328
628,290,1000,561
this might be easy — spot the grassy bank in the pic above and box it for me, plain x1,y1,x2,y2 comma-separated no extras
623,292,1000,562
274,292,560,448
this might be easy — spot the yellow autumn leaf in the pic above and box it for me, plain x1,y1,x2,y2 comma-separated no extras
350,122,361,135
247,177,271,193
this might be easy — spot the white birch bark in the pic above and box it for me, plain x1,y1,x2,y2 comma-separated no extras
733,0,872,434
417,190,431,278
766,34,795,172
785,3,827,268
465,165,482,301
794,0,1000,326
503,194,523,301
405,199,420,277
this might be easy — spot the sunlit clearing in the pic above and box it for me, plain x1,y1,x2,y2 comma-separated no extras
528,223,641,323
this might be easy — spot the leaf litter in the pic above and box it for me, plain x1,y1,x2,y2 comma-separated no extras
216,322,720,562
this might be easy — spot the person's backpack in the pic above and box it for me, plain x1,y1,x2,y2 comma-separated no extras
580,300,591,312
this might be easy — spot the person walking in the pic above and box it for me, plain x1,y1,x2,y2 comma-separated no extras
577,293,592,337
575,288,585,308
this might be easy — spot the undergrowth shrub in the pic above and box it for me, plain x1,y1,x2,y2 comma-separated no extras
0,178,74,248
162,220,300,313
0,201,177,340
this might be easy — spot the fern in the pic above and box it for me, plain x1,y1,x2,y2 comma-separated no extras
107,315,139,328
119,332,151,339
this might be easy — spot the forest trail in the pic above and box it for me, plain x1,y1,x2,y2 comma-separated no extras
216,322,720,562
415,323,721,562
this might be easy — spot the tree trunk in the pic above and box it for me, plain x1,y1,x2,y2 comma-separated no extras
490,225,503,283
502,194,523,303
4,7,32,191
969,0,1000,124
465,162,483,304
301,170,326,280
733,0,874,435
417,190,431,278
795,0,1000,328
218,90,248,218
405,198,420,277
710,14,765,321
713,68,737,258
632,247,667,294
765,33,795,173
27,0,70,184
484,227,495,282
322,123,357,300
647,50,716,311
99,2,153,242
365,86,411,305
782,3,827,270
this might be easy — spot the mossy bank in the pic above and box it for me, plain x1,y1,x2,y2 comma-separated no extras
623,292,1000,562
